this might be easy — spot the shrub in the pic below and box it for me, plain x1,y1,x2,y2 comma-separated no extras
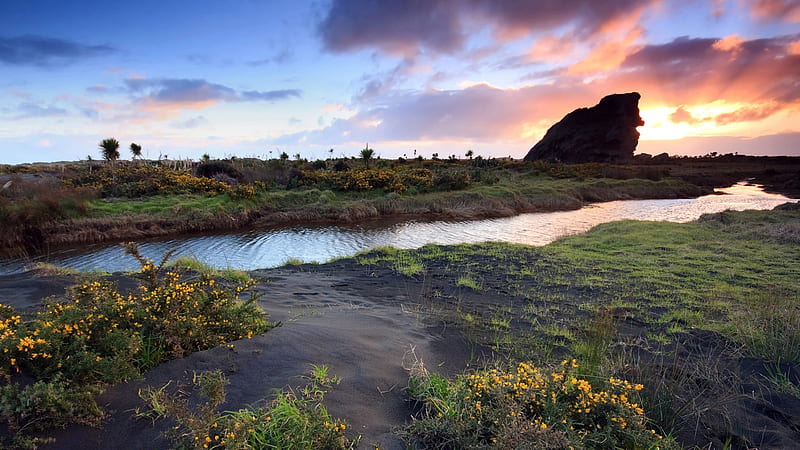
433,169,471,190
0,244,275,445
195,161,242,181
67,165,230,197
405,360,671,449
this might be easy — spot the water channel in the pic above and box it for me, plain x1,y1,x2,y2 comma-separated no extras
1,182,795,275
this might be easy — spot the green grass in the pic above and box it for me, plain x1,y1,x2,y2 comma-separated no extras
170,257,253,283
89,193,232,217
353,206,800,447
138,367,358,449
355,206,800,365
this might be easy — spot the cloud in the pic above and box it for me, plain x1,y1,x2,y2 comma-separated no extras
172,115,210,129
568,27,644,74
319,1,463,55
712,103,783,124
124,78,301,110
748,0,800,22
276,31,800,151
318,0,660,57
86,85,109,94
275,83,594,146
0,35,114,67
240,89,301,101
669,106,702,124
712,34,746,52
356,58,416,101
11,102,68,119
616,33,800,110
248,49,293,66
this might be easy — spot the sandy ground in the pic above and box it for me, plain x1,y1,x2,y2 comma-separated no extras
1,255,798,449
24,266,491,449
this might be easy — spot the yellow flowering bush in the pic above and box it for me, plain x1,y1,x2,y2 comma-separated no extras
0,245,274,446
308,167,434,193
68,165,230,197
406,360,672,449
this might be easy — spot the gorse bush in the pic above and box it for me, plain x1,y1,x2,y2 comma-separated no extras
139,367,357,449
1,244,272,383
304,167,434,193
405,360,671,449
68,165,230,197
0,244,273,445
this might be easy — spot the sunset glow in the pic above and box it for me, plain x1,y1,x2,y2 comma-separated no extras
1,0,798,163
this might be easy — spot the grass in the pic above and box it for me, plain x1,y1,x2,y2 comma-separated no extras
170,256,253,283
355,204,800,447
138,366,358,449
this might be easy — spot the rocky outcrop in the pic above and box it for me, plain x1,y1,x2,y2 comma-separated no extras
524,92,644,164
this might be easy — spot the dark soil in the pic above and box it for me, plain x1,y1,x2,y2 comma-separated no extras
1,254,799,449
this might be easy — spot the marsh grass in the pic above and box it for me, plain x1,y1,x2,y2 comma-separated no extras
724,288,800,362
170,257,253,283
138,367,357,449
456,274,482,290
29,262,79,277
605,337,747,443
355,206,800,446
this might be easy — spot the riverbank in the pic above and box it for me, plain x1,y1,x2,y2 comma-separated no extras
5,155,800,256
1,204,798,448
37,178,705,250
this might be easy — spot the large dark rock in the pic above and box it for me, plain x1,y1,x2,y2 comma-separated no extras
524,92,644,164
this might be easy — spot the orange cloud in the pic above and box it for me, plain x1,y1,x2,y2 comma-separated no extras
788,39,800,55
712,34,746,52
569,27,644,74
529,36,577,63
750,0,800,22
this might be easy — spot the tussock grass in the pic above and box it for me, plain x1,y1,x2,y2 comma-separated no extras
138,367,358,449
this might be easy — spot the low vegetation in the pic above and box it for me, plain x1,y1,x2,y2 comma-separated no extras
405,359,670,449
0,244,273,448
357,204,800,447
137,366,357,449
1,156,715,252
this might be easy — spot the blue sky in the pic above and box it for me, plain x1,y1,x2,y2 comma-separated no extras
1,0,799,164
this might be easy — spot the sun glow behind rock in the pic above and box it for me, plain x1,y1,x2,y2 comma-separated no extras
639,108,698,140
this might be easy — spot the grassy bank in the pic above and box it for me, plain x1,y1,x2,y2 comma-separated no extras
1,157,714,253
355,203,800,447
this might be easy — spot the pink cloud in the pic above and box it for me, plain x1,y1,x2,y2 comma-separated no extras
749,0,800,22
318,0,662,57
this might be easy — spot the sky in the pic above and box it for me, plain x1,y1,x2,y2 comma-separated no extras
1,0,799,164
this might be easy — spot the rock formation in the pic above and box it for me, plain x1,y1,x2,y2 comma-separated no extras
524,92,644,164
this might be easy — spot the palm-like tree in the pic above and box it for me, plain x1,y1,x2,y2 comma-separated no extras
99,138,120,167
130,142,142,160
360,144,374,168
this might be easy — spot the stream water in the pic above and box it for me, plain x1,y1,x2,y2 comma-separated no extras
1,182,795,274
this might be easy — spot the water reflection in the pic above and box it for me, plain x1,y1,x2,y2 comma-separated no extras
1,182,795,274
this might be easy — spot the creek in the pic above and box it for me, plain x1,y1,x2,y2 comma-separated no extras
1,182,795,274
